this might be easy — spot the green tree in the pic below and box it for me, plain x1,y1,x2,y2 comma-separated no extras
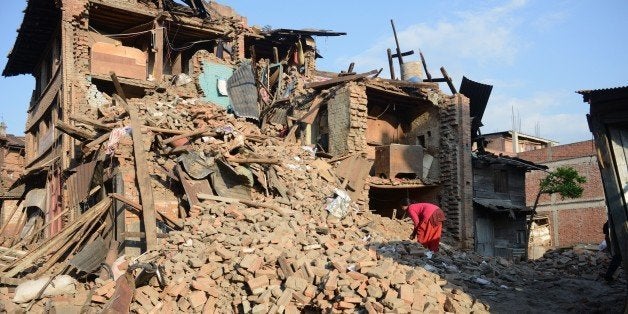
527,166,587,234
539,166,587,198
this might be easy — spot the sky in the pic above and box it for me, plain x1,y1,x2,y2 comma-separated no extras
1,0,627,144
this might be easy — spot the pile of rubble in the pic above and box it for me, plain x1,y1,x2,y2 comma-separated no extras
88,198,489,313
0,58,489,313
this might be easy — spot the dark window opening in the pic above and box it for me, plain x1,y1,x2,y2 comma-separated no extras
368,186,440,219
493,169,508,193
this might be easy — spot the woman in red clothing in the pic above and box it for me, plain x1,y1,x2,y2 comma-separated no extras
400,199,446,252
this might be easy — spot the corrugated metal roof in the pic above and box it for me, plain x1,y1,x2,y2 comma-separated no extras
459,76,493,137
474,199,530,212
473,152,549,171
577,85,628,102
227,62,260,120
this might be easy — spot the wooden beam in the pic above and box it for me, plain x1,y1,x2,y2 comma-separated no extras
419,50,432,80
304,69,380,89
70,114,114,131
391,50,414,59
143,126,188,135
153,21,164,83
387,48,395,80
109,193,182,230
390,19,404,65
589,117,628,274
55,121,97,141
112,92,158,251
298,95,325,125
440,66,457,94
110,72,127,101
1,199,111,277
85,132,111,150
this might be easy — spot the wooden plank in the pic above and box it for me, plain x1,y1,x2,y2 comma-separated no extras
0,201,22,237
299,95,325,125
1,198,111,277
153,21,164,83
0,247,27,257
70,114,114,131
440,66,457,94
112,91,158,251
110,72,127,101
109,193,183,230
85,132,111,150
0,277,24,286
143,126,189,135
589,117,628,273
304,69,379,89
609,127,628,204
419,50,432,80
55,120,97,141
226,158,281,165
386,48,395,80
277,253,294,277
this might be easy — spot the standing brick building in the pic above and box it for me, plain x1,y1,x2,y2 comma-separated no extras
519,140,606,250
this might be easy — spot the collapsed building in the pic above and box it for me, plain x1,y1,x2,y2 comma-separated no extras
2,0,476,250
0,0,497,312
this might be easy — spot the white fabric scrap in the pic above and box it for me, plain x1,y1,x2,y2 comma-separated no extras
325,188,351,218
106,126,132,155
217,79,229,96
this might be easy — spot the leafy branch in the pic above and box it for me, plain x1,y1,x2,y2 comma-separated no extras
527,166,587,239
539,166,587,199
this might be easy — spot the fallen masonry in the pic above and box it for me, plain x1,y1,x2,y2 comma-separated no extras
0,0,625,313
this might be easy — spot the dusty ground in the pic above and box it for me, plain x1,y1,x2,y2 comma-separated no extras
373,217,627,313
463,271,626,313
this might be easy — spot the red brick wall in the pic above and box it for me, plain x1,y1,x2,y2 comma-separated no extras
519,140,607,246
553,207,606,247
519,140,596,163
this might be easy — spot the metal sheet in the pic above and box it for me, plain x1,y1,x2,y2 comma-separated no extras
227,62,260,120
23,188,47,213
66,159,98,211
176,165,214,208
210,159,252,200
179,152,213,179
69,237,108,273
459,76,493,138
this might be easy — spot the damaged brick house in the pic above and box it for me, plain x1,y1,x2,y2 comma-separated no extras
292,77,475,248
0,125,25,237
2,0,476,258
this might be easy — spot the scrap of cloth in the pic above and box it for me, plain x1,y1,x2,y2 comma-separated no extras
408,203,446,252
106,126,132,155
